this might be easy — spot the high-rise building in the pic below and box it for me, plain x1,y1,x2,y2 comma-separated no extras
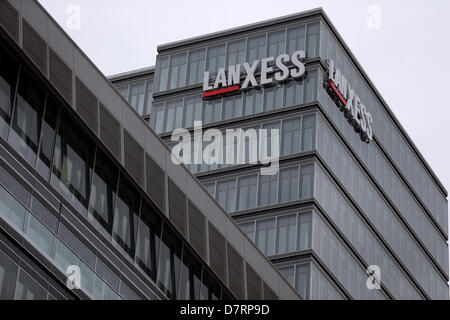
111,8,449,299
0,0,300,300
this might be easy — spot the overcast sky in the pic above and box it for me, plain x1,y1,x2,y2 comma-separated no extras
38,0,450,207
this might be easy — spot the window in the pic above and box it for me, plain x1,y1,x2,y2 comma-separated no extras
187,49,206,85
256,218,275,256
227,39,246,67
0,251,18,299
300,164,314,199
243,90,263,115
157,224,182,299
179,249,202,299
258,173,278,207
9,71,45,166
117,85,129,100
203,181,215,198
222,94,242,120
169,53,187,90
306,22,319,58
88,150,118,238
281,117,301,155
136,199,162,282
0,49,19,140
203,99,221,124
298,212,311,250
239,221,255,242
151,103,165,133
247,35,266,63
184,96,202,128
51,114,95,214
287,25,305,55
301,114,316,151
284,80,303,107
279,166,299,203
216,178,236,213
206,44,226,75
113,177,140,257
279,266,294,287
261,121,280,157
165,99,183,132
237,174,257,211
129,82,146,115
276,214,297,254
295,264,310,299
143,80,153,116
14,270,46,300
263,85,283,111
267,30,285,58
36,97,59,180
155,56,169,92
304,69,317,102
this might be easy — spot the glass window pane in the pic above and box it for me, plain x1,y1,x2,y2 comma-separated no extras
216,178,236,213
276,214,297,254
237,174,257,211
0,251,18,299
143,80,153,116
287,25,305,55
113,177,140,257
0,185,27,231
157,224,182,299
156,56,169,92
301,114,316,151
206,44,226,75
0,49,19,140
136,199,162,282
279,166,299,203
281,117,301,155
151,103,165,133
279,266,294,287
179,248,202,300
295,264,310,299
26,214,55,257
264,85,283,111
227,39,246,67
9,71,45,166
239,221,255,242
268,30,285,57
222,94,242,120
298,212,312,250
258,173,278,207
165,99,184,132
117,85,128,101
247,35,266,63
243,90,263,115
36,97,59,180
184,96,202,128
129,82,146,115
284,80,303,107
256,218,275,256
169,53,187,90
14,270,46,300
300,164,314,199
51,114,95,215
304,69,317,102
187,49,206,85
306,22,319,58
203,100,221,124
88,150,118,238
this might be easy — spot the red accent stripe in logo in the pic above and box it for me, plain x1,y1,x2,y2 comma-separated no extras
328,79,347,106
202,85,240,98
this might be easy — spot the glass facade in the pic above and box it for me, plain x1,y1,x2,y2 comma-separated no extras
117,9,449,300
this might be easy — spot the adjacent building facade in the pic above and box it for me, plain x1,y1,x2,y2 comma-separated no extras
0,0,301,300
111,8,449,299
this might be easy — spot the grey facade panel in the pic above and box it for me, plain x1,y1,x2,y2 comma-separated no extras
227,242,245,299
76,77,98,134
246,262,262,299
208,222,227,284
168,178,187,236
0,0,19,42
49,48,72,103
22,19,47,75
145,154,165,211
188,200,206,259
123,129,144,187
99,102,121,160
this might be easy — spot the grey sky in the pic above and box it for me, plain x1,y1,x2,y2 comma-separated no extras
38,0,450,205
